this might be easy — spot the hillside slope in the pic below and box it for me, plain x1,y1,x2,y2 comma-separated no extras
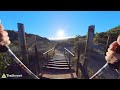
94,25,120,46
6,30,55,52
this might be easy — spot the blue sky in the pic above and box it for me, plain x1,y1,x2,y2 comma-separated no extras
0,11,120,40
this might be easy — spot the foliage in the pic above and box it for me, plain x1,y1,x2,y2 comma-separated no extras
94,25,120,46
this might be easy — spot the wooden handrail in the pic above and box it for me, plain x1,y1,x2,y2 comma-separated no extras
64,47,75,57
43,47,55,55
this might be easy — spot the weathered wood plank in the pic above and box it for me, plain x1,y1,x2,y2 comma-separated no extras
40,53,77,79
41,72,77,79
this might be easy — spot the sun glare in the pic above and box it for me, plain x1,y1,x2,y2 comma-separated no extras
49,29,71,40
57,29,64,37
57,29,65,40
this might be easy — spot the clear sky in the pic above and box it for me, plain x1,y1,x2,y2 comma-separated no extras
0,11,120,40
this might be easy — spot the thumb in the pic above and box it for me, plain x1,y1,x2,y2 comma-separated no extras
0,23,4,31
117,35,120,46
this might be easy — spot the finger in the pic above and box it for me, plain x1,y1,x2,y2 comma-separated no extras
0,24,4,31
117,35,120,45
105,56,112,63
110,56,119,64
105,55,118,64
105,56,109,63
0,36,9,42
0,39,11,46
108,48,116,55
106,51,113,59
106,51,116,63
107,49,120,60
106,50,120,58
109,41,119,51
0,40,11,46
0,30,8,37
114,53,120,60
4,40,11,45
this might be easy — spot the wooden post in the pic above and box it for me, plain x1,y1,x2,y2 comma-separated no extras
85,25,95,54
104,35,111,55
34,45,39,76
68,53,71,70
76,43,89,79
17,23,28,66
46,53,48,61
76,45,80,77
64,49,65,56
82,25,95,79
53,47,55,56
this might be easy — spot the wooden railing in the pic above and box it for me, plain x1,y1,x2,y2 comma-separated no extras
43,47,55,61
64,47,75,70
64,48,75,57
76,45,89,79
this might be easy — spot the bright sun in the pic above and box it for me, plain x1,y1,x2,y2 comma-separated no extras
57,29,64,37
57,29,65,40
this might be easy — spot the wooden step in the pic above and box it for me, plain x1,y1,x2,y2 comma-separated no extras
43,66,70,70
40,53,77,79
47,65,71,68
47,64,72,67
48,62,69,65
49,60,69,63
40,69,75,74
50,59,67,61
40,72,77,79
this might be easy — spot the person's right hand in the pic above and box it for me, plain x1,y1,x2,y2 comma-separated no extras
105,36,120,64
0,23,11,46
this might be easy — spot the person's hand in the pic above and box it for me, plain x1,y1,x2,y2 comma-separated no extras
0,23,11,46
105,36,120,64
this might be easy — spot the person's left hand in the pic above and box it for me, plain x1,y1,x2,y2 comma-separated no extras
0,23,11,46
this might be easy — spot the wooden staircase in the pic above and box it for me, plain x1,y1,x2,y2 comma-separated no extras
39,53,77,79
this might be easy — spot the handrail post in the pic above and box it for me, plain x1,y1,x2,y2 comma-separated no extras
43,47,55,68
64,48,65,55
104,35,111,55
76,45,80,77
44,52,48,68
54,47,55,55
34,45,39,76
17,23,28,66
63,47,75,70
46,52,48,61
68,53,71,70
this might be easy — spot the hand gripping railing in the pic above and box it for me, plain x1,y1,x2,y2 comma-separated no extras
90,35,120,79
